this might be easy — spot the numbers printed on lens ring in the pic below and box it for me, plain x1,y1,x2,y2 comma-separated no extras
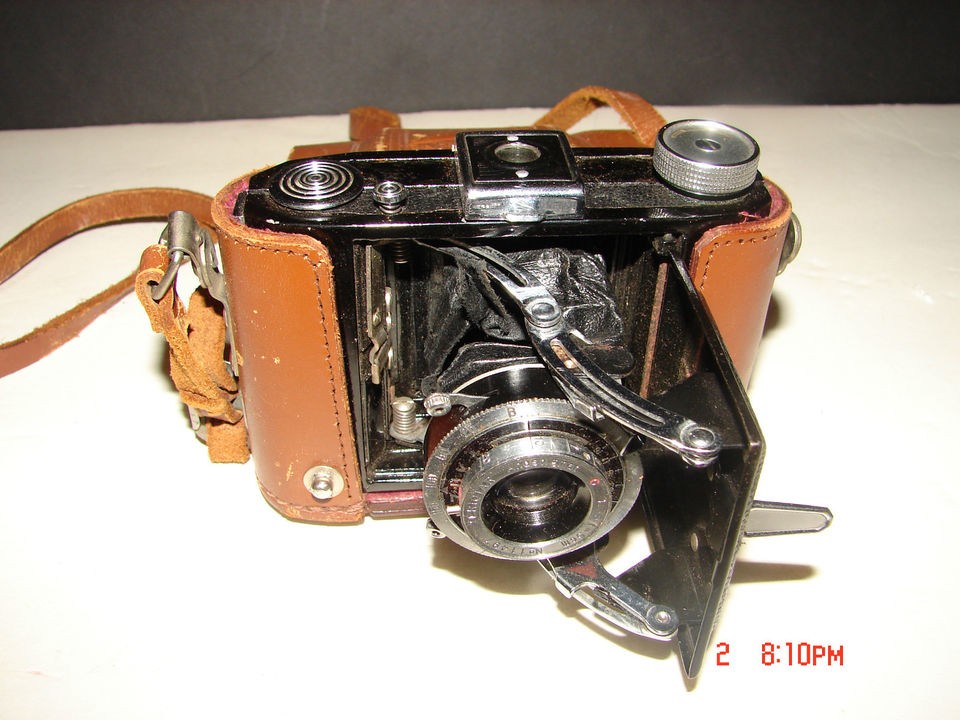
715,641,844,667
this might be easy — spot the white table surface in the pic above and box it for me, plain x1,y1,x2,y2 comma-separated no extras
1,102,957,718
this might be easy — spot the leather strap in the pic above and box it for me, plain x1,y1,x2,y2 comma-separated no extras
1,88,661,381
531,85,664,145
0,188,213,378
290,86,666,159
0,187,248,462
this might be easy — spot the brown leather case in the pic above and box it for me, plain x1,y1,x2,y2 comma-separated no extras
689,182,791,380
212,87,792,523
213,181,365,523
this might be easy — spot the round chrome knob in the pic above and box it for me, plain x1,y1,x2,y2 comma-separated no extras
270,159,363,210
653,119,760,197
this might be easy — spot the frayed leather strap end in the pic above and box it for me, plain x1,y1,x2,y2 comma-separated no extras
136,242,249,463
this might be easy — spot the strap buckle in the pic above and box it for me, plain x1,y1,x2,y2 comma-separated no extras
151,211,227,305
150,211,241,442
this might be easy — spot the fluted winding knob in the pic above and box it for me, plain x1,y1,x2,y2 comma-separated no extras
653,119,760,197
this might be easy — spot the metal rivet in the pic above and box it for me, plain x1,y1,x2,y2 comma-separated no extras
528,299,561,327
682,425,717,449
303,465,345,501
654,609,673,626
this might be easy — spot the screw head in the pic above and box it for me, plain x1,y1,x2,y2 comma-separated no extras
392,396,417,414
303,465,345,501
778,213,803,275
647,605,677,631
424,393,453,417
373,180,408,212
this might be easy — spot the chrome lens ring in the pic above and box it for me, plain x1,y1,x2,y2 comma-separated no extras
423,398,642,560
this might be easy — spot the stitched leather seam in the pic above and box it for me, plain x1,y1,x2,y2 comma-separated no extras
698,231,776,292
260,480,363,520
227,237,358,503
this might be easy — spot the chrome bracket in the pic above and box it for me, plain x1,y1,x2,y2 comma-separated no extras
540,545,679,640
542,500,832,644
467,245,723,467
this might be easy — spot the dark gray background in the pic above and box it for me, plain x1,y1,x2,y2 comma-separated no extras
1,0,955,130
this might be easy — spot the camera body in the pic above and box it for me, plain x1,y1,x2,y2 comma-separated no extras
209,122,796,676
0,84,826,681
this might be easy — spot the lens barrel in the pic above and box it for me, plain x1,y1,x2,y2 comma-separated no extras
423,395,642,560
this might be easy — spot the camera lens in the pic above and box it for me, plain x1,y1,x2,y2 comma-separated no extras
481,469,590,544
423,395,643,560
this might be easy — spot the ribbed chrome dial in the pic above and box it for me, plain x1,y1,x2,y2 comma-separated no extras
653,119,760,197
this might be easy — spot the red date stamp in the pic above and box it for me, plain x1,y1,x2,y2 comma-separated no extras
715,641,844,667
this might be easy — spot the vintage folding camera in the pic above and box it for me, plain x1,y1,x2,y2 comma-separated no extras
151,117,830,678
